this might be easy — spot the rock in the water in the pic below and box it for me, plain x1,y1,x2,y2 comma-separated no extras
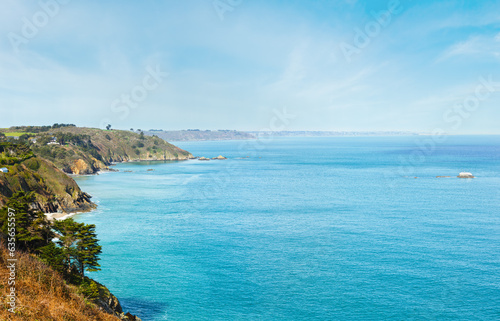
198,157,210,161
457,172,474,178
212,155,227,160
124,312,142,321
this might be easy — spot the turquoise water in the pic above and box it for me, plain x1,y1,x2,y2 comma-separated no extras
74,136,500,320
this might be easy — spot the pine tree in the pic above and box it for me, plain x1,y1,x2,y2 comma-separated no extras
53,218,102,277
38,242,66,274
0,191,53,252
76,223,102,276
53,218,81,275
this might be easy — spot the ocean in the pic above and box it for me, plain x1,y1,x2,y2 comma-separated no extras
74,136,500,320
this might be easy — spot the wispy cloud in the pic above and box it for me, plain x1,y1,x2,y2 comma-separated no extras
438,33,500,62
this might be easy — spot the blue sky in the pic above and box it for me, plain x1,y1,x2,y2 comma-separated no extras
0,0,499,133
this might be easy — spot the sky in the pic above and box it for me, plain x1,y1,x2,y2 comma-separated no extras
0,0,499,134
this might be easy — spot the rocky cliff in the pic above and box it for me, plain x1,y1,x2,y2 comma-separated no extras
0,155,96,213
88,278,142,321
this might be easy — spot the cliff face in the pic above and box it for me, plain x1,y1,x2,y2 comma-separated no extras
89,279,142,321
0,156,95,213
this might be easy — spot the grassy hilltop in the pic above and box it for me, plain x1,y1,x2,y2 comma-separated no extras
2,125,193,175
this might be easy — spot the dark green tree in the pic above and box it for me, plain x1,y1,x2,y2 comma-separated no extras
53,218,80,274
53,218,102,277
0,191,53,252
75,223,102,276
38,242,66,274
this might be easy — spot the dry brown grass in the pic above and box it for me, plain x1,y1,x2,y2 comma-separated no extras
0,246,119,321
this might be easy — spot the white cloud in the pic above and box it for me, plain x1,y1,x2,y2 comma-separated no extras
437,34,500,62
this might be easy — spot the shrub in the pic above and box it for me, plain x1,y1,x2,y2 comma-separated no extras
25,158,41,171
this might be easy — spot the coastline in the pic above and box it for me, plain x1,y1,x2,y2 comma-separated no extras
45,211,81,221
49,159,194,220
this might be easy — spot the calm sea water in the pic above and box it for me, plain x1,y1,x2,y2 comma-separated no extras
74,136,500,321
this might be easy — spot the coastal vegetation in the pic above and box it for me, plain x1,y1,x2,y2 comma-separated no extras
0,245,120,321
0,142,95,213
0,192,99,272
0,143,34,165
0,192,139,320
1,125,193,175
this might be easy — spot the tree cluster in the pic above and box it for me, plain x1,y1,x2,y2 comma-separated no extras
10,124,76,133
0,142,34,165
0,192,102,278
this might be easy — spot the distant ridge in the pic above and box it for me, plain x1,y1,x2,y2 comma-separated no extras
144,130,420,142
144,129,255,141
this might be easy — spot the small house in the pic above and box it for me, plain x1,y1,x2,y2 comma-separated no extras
47,137,60,145
0,167,8,173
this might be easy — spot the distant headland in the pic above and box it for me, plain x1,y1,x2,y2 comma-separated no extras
143,129,419,142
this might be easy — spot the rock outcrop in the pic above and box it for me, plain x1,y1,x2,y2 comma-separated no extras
90,279,142,321
0,156,96,213
457,172,474,178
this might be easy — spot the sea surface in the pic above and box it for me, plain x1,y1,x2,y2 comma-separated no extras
74,136,500,320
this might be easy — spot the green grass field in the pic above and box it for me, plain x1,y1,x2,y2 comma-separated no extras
4,132,35,137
